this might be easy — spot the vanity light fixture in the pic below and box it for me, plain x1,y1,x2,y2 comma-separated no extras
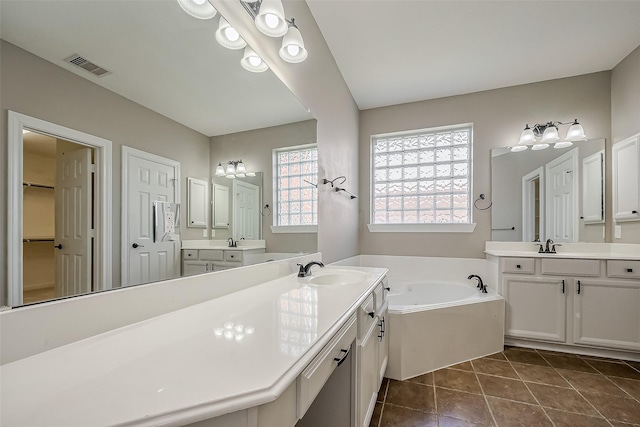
512,119,586,152
240,0,308,64
241,46,269,72
215,17,247,50
177,0,217,20
215,160,256,179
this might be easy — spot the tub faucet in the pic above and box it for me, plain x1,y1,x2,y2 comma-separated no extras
297,261,325,277
227,237,237,248
468,274,487,293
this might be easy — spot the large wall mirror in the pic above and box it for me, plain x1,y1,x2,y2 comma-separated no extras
491,139,606,243
1,1,316,307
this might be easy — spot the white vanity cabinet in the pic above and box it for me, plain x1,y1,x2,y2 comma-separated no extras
357,280,389,427
182,247,265,276
499,256,640,353
612,134,640,221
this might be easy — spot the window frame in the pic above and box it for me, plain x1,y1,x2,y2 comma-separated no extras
368,123,476,233
271,143,318,234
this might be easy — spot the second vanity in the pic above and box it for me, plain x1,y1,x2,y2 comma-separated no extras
1,260,388,427
486,242,640,358
181,240,266,275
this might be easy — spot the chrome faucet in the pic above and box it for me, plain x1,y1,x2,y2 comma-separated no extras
468,274,487,293
297,261,325,277
227,237,237,248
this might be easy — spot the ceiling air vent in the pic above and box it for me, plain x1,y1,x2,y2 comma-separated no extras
64,54,110,77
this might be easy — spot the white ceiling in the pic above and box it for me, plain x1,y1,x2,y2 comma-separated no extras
0,0,312,137
307,0,640,110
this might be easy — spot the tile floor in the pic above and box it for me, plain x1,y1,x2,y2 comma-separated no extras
370,346,640,427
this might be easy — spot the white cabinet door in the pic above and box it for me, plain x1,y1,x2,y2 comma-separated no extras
182,260,210,276
358,322,378,427
377,308,389,386
212,184,230,228
573,279,640,351
503,276,567,342
187,177,207,228
612,135,640,221
582,150,604,223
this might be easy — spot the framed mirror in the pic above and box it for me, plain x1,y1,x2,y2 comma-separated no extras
491,138,606,243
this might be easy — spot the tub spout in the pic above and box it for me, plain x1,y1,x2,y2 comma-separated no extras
468,274,487,293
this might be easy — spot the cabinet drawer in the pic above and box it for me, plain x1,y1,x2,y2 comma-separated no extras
199,249,224,261
224,250,243,262
297,313,357,419
182,250,198,260
541,259,600,276
502,258,535,274
358,293,376,339
607,260,640,279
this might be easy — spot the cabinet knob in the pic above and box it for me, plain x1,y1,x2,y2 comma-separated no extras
633,210,638,214
627,268,634,273
516,264,521,269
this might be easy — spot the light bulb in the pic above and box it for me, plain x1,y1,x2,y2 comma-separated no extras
541,125,559,143
224,27,239,42
287,45,300,56
249,56,261,67
265,13,279,29
192,0,206,4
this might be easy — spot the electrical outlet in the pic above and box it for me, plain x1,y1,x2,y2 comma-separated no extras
615,225,622,239
211,229,215,238
202,229,208,238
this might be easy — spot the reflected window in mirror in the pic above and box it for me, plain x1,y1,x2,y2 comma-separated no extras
273,145,318,227
371,124,473,224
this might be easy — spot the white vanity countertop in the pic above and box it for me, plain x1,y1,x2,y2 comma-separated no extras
0,266,387,427
181,239,266,251
485,242,640,261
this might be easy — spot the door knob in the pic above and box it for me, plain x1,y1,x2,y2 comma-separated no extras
132,243,144,248
54,244,62,249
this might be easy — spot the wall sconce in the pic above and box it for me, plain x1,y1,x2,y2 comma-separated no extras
215,160,256,179
512,119,586,152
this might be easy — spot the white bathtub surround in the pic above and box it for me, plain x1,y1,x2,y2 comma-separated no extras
333,255,499,293
485,241,640,260
1,265,388,426
387,297,504,380
334,255,505,380
1,253,320,365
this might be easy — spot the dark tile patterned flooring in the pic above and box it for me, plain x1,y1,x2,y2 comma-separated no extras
370,347,640,426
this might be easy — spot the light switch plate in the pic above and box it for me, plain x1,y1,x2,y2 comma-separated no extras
202,229,208,238
615,225,622,239
211,229,215,237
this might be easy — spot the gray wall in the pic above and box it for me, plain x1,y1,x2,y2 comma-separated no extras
0,41,211,297
213,0,360,264
359,72,612,258
611,44,640,243
210,120,318,253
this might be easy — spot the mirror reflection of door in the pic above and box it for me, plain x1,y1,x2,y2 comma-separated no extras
233,180,260,240
545,148,579,243
23,131,95,304
522,167,544,242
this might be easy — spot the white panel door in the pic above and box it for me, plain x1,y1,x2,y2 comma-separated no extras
125,148,179,286
233,180,259,240
546,149,578,242
503,276,567,342
55,147,92,297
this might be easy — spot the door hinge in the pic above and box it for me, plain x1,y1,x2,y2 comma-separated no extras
90,163,96,173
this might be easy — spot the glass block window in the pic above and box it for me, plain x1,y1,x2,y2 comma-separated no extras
274,145,318,226
371,124,472,224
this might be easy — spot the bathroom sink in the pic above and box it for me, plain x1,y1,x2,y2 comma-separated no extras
307,269,369,286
